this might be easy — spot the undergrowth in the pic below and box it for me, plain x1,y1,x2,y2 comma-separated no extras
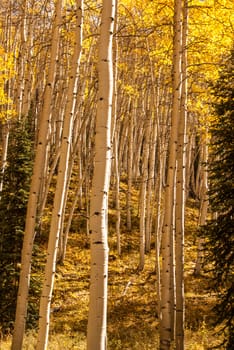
0,199,222,349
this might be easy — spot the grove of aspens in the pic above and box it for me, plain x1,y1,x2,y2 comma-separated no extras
0,0,233,349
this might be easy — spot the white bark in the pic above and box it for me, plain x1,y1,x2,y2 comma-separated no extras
0,122,10,200
114,134,121,255
127,101,133,231
145,106,156,253
139,107,151,271
175,2,188,348
160,0,182,347
16,0,27,117
112,4,121,254
87,1,115,349
36,2,83,348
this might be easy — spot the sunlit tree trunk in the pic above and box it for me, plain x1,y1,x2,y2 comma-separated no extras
160,0,182,347
87,0,115,349
0,122,10,199
145,110,157,253
15,0,27,118
114,133,121,255
36,3,83,348
139,103,151,270
112,3,121,254
127,100,133,231
11,1,62,348
175,1,188,348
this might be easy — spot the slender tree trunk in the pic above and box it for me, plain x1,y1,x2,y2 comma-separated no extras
114,134,121,255
127,100,133,231
139,107,150,270
0,122,10,200
36,3,83,348
145,111,157,253
112,4,121,254
175,2,188,348
87,1,115,349
160,0,182,347
15,0,27,118
11,2,62,348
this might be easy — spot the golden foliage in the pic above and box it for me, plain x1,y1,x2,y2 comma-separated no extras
0,45,15,121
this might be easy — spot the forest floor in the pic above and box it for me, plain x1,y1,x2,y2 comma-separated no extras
0,198,223,349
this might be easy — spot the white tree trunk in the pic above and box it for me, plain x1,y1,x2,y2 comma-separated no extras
0,122,10,200
114,134,121,255
87,1,115,349
112,5,121,254
145,113,157,253
175,2,188,348
15,0,27,118
139,109,150,271
160,0,182,347
36,3,83,348
127,101,133,231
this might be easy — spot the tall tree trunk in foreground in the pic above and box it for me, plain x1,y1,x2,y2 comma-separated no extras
160,0,182,348
87,1,115,349
11,1,62,349
36,2,83,349
175,1,187,348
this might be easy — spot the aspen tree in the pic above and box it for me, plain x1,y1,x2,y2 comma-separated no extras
152,72,165,317
175,1,188,348
132,109,145,179
11,1,62,348
15,0,28,117
0,122,9,199
114,132,121,255
87,0,115,348
160,0,182,347
36,2,83,348
112,1,121,253
127,102,133,231
139,99,151,270
145,110,157,253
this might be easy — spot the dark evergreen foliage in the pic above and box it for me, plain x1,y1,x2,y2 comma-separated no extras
203,50,234,349
0,116,34,333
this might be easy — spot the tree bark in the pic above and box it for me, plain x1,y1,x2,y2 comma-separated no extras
36,2,83,348
87,1,115,349
0,122,10,200
175,1,188,348
139,106,151,270
160,0,182,348
127,100,133,231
